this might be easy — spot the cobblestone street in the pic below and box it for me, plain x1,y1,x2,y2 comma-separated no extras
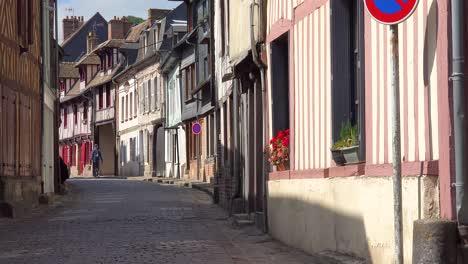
0,179,332,264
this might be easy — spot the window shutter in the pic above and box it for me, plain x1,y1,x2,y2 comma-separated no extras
152,77,157,111
139,84,144,114
148,80,152,112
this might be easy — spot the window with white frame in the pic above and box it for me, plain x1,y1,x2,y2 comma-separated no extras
147,79,152,112
144,34,148,55
151,77,158,111
140,83,145,114
121,96,124,123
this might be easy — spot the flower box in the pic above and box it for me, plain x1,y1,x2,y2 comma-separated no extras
331,149,346,166
342,145,360,164
266,129,290,171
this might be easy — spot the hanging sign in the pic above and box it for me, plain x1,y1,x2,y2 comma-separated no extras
364,0,419,25
192,122,201,135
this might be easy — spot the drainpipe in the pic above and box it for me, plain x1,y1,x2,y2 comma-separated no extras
54,0,62,191
39,0,45,195
250,0,268,232
451,0,468,241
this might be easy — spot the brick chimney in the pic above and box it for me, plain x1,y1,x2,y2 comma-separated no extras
63,15,84,41
148,9,170,22
87,31,99,54
108,16,134,39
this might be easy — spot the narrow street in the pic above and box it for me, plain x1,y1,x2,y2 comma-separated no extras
0,180,329,264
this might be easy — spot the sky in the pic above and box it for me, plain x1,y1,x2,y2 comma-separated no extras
58,0,181,42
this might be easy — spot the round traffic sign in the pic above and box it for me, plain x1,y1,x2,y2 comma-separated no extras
364,0,419,25
192,122,201,135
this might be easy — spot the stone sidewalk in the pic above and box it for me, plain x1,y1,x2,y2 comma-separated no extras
0,179,361,263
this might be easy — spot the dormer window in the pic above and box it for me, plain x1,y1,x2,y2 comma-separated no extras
113,48,119,65
143,34,148,55
153,29,158,50
107,50,112,69
60,81,65,91
79,67,86,82
100,55,105,71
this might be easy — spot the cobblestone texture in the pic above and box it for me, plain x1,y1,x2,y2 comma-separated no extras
0,179,334,264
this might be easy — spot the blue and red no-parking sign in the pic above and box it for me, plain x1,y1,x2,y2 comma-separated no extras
364,0,419,25
192,122,201,135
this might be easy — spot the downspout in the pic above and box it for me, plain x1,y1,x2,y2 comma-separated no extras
54,0,60,192
451,0,468,239
40,0,45,194
250,0,268,232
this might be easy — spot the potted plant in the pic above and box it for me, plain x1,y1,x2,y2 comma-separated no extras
266,129,290,171
331,121,360,165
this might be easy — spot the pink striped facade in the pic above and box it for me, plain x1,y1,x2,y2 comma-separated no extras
266,0,454,216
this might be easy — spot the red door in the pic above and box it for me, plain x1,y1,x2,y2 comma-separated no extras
79,142,85,175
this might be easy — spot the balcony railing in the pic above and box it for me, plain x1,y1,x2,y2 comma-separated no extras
96,107,115,123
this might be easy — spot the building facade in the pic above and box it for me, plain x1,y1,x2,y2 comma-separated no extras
262,0,468,263
0,0,59,214
212,0,267,224
59,31,101,177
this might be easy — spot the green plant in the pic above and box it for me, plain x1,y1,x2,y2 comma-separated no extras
332,121,359,150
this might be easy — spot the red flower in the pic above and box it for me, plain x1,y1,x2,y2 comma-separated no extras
277,131,285,139
285,129,290,134
283,139,290,147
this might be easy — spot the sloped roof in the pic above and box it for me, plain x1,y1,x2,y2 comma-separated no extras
62,12,106,47
126,20,151,42
59,62,79,78
60,81,81,103
92,39,126,52
75,53,100,66
86,64,122,89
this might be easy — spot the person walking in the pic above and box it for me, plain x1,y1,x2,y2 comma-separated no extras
91,144,103,177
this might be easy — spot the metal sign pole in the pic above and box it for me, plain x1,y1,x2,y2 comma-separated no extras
390,24,403,264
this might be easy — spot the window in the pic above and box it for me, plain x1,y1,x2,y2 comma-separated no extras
98,86,103,109
17,0,33,50
125,95,129,121
121,96,124,123
151,78,156,111
79,68,85,82
100,56,105,71
107,50,112,68
147,80,152,112
139,84,144,114
73,105,78,124
144,34,148,55
153,29,158,50
270,33,290,135
83,103,88,120
182,64,195,100
130,93,133,118
106,84,111,108
113,48,118,65
331,0,364,158
60,81,65,91
63,107,68,128
134,90,137,117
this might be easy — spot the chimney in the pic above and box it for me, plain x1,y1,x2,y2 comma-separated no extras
148,8,169,22
87,31,99,54
108,16,134,39
63,15,84,41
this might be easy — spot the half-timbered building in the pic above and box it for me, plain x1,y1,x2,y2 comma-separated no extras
263,0,467,263
0,0,59,214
